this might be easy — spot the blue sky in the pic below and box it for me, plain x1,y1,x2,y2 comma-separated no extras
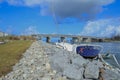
0,0,120,37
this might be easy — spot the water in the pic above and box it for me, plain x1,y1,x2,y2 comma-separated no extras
91,42,120,54
91,42,120,67
91,42,120,57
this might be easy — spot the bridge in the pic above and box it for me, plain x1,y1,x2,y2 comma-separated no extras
32,34,104,43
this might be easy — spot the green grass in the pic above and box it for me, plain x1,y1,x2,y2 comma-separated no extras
0,40,33,77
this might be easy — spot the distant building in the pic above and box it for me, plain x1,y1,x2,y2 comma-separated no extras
0,32,4,37
0,31,9,37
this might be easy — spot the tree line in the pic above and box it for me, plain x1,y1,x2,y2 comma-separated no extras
111,35,120,41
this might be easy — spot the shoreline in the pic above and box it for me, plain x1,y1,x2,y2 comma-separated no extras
1,41,120,80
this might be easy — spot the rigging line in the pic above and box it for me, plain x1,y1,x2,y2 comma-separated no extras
51,0,59,34
113,54,120,69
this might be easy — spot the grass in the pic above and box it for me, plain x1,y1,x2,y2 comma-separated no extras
0,40,33,77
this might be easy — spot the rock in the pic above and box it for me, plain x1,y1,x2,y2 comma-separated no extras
84,62,99,79
102,69,120,80
42,76,51,80
63,65,84,80
57,76,68,80
92,60,103,68
0,41,58,80
45,63,51,72
0,76,5,80
72,56,88,68
49,53,70,72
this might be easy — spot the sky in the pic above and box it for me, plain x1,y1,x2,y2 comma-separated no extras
0,0,120,37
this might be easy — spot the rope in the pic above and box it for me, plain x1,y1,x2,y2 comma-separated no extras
113,54,120,69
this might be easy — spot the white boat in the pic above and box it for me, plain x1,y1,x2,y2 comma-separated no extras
56,42,102,58
56,42,74,51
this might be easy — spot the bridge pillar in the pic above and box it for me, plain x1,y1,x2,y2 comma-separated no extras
72,37,79,43
98,39,103,42
46,37,51,43
82,38,91,42
78,37,83,43
60,37,66,42
82,38,87,42
87,38,92,42
91,38,98,42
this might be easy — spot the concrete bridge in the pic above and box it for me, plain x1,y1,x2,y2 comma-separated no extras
32,34,104,43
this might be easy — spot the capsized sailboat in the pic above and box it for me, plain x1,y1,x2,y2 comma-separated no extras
56,42,102,58
76,44,102,58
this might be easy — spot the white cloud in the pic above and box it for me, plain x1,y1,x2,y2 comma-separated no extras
100,25,115,37
5,0,24,5
22,26,39,35
81,18,120,37
0,0,115,21
24,0,43,6
41,0,114,21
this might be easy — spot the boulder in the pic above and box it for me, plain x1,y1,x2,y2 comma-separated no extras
84,62,99,79
72,56,88,68
102,69,120,80
92,60,103,68
57,76,67,80
49,53,70,72
63,65,84,80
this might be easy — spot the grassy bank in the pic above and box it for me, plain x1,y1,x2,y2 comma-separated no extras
0,40,33,77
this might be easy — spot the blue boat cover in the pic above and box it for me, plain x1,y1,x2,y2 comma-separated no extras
76,46,101,58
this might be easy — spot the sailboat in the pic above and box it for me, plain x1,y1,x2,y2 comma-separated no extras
56,42,102,58
76,44,102,58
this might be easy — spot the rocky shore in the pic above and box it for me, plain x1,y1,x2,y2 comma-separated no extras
0,41,120,80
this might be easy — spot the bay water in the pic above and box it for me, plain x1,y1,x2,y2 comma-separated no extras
91,42,120,67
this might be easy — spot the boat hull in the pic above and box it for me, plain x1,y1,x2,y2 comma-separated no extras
76,45,101,58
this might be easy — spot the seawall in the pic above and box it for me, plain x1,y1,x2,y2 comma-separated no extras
1,41,120,80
